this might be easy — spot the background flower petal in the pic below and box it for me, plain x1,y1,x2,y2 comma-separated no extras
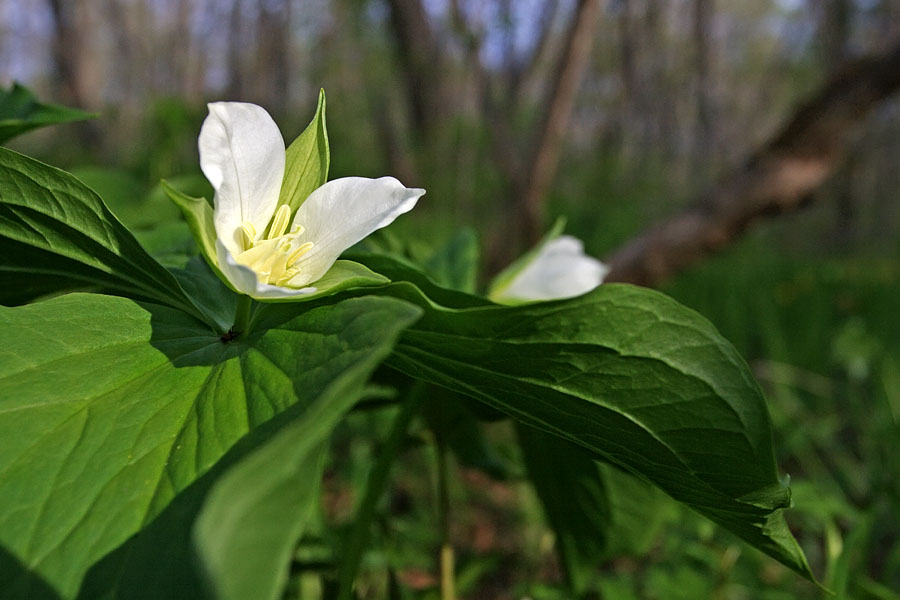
495,235,609,302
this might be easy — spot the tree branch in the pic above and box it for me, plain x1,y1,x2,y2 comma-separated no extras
603,42,900,286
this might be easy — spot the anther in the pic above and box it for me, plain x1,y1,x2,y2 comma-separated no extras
268,204,291,239
240,222,257,250
287,242,314,265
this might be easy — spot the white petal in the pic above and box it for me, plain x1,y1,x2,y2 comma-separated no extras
287,177,425,286
495,236,608,302
200,102,286,256
216,240,317,299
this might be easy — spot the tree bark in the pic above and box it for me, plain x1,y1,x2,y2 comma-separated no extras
604,42,900,286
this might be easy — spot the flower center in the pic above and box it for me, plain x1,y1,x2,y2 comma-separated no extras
234,204,314,286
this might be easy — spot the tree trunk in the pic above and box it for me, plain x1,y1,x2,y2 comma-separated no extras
386,0,445,137
516,0,602,248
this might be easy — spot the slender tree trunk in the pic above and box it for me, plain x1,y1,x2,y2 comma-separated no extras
516,0,602,248
386,0,445,137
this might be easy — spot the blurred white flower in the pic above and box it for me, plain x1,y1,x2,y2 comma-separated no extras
199,102,425,299
489,235,608,303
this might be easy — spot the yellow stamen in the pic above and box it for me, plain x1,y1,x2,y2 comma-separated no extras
267,204,291,239
287,242,314,266
233,204,317,287
240,222,257,250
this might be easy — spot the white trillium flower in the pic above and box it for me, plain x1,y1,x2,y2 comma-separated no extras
199,102,425,299
490,235,609,303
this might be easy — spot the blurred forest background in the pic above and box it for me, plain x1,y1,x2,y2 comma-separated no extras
4,0,900,598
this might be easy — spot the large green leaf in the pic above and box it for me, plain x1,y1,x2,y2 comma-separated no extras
279,89,329,213
371,278,813,578
0,83,94,144
349,253,491,309
0,292,421,599
0,148,207,324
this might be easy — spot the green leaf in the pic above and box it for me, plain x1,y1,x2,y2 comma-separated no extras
170,257,237,333
373,274,813,579
0,148,206,323
423,229,480,294
349,252,491,309
518,427,671,594
0,292,421,599
279,89,329,213
0,83,95,144
78,387,379,600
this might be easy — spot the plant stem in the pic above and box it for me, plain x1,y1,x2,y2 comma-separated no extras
335,386,424,600
232,294,253,335
440,543,455,600
436,413,455,600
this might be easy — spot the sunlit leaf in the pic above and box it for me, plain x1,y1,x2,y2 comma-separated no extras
357,259,814,579
0,148,207,324
0,293,421,599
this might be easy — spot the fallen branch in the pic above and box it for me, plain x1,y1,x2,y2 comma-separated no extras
604,42,900,286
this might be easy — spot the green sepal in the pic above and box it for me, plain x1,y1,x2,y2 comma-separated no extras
278,89,329,214
161,180,218,271
255,260,388,304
